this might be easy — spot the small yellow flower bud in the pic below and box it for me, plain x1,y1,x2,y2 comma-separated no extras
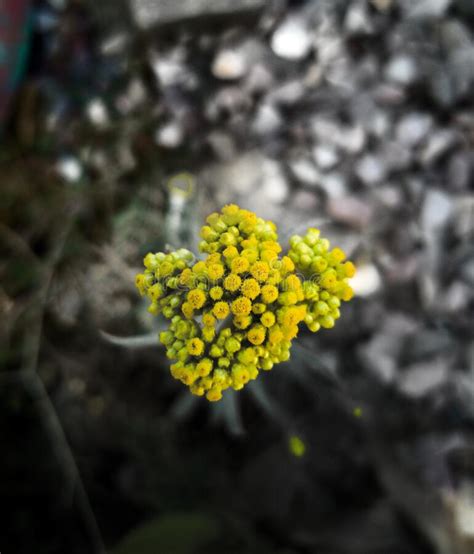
260,284,278,304
187,289,206,309
225,337,241,354
223,245,239,259
207,263,225,280
247,325,266,345
343,261,356,278
250,261,269,282
289,436,306,457
187,338,205,356
260,311,276,327
252,303,266,315
206,387,223,402
202,313,216,327
231,296,252,316
231,256,250,274
241,278,260,300
209,286,223,300
181,302,194,319
224,273,242,292
196,358,213,377
212,301,230,319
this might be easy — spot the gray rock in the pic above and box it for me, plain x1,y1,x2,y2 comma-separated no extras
373,83,406,105
383,254,420,285
450,482,474,544
398,359,449,398
267,80,306,106
385,55,418,86
86,99,110,128
311,118,366,154
340,125,366,154
428,63,457,108
461,258,474,287
271,16,313,60
56,156,83,183
201,152,288,206
440,20,472,51
420,190,454,232
367,110,392,139
310,118,338,142
150,48,187,87
115,78,148,115
313,145,339,170
327,195,373,228
442,282,473,313
350,263,382,297
213,38,265,82
355,154,387,186
212,49,248,80
202,151,266,197
375,185,404,209
206,86,251,121
450,46,474,101
358,314,419,383
420,130,457,165
100,32,130,56
382,142,412,172
396,113,433,147
291,190,320,212
344,2,373,34
261,160,289,204
251,103,282,135
370,0,393,11
245,64,274,95
401,0,452,18
319,172,348,199
288,158,321,187
404,328,455,361
447,152,472,191
314,28,345,68
452,195,474,239
130,0,265,28
155,122,184,148
207,131,236,161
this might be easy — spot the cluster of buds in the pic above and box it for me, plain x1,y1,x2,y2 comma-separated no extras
135,205,355,401
288,229,355,332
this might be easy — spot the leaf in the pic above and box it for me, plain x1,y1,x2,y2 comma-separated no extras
211,391,245,436
246,379,289,428
113,512,219,554
291,342,340,388
99,331,160,349
169,391,200,420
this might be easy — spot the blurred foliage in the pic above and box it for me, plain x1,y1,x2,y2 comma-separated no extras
113,512,219,554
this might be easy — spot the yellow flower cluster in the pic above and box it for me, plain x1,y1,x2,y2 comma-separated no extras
288,228,355,332
135,248,195,318
135,206,356,401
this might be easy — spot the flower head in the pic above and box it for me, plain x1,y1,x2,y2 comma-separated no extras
224,273,242,292
231,296,252,316
136,206,356,401
187,289,206,309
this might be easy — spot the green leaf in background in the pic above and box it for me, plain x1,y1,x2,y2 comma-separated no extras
113,512,219,554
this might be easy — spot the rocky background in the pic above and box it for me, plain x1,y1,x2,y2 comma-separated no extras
1,0,473,553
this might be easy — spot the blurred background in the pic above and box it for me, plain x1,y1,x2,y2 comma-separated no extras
1,0,473,553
